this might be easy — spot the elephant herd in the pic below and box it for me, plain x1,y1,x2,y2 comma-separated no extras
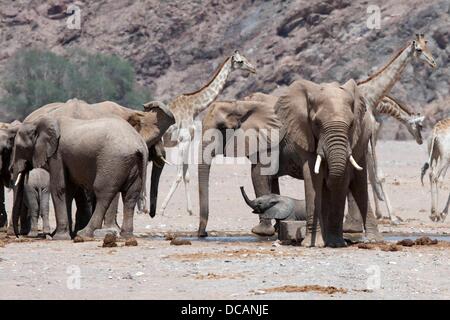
0,34,441,247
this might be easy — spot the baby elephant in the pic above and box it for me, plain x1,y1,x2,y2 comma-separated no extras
24,169,51,237
240,186,306,223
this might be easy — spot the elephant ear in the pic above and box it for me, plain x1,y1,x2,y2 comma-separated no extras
274,80,316,152
261,198,295,220
33,117,60,168
341,79,366,149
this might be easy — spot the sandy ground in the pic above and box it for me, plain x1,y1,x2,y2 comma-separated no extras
0,140,449,300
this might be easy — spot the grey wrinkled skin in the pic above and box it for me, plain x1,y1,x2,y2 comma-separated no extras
24,99,175,229
240,186,306,232
11,115,148,240
23,169,51,237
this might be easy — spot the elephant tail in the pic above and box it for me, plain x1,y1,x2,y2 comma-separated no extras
240,186,254,209
137,150,148,214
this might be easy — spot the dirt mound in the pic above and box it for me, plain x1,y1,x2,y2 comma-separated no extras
356,243,401,251
262,285,348,295
170,238,192,246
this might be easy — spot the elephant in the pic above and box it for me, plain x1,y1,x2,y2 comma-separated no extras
11,115,148,240
24,98,175,231
23,169,50,237
0,121,21,229
199,79,374,247
198,93,282,237
268,78,372,247
240,186,306,229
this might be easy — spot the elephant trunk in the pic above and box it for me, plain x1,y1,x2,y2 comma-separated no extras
12,171,26,236
322,122,350,184
149,161,164,218
240,186,256,209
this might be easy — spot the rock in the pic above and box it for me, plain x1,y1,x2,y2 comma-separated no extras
47,3,67,19
432,30,449,50
1,7,19,18
170,238,192,246
0,240,5,247
125,238,138,246
137,44,171,78
397,239,415,247
102,233,118,248
58,30,81,45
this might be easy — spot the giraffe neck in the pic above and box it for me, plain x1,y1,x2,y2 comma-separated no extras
359,43,414,110
376,97,412,124
189,58,233,117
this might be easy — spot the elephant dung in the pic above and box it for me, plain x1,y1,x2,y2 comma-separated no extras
125,238,138,246
278,221,306,243
102,233,118,248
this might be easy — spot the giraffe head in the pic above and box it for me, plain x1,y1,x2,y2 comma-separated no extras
412,34,436,69
231,50,256,74
407,113,425,145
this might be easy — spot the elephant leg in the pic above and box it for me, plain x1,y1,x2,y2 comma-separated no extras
0,182,7,229
77,192,116,238
350,164,382,243
271,177,280,195
74,188,92,233
182,163,193,216
102,193,120,232
120,177,143,239
301,158,325,247
50,170,72,240
24,186,40,237
250,163,275,237
343,193,364,233
326,186,348,248
40,188,51,234
198,163,211,237
77,173,119,238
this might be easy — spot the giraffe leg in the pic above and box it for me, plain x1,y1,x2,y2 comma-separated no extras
182,163,193,216
159,139,190,216
440,193,450,222
429,165,439,222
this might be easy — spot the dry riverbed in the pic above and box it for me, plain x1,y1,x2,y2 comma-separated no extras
0,141,449,299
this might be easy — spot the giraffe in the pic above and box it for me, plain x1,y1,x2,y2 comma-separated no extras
368,95,425,221
344,33,436,234
159,50,256,216
421,117,450,222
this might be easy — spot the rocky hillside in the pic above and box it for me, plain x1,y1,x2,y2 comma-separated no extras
0,0,448,138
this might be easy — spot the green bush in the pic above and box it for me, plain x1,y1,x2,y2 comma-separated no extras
1,49,152,119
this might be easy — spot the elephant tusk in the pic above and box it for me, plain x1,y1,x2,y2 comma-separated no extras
349,155,363,171
314,155,322,174
14,173,22,187
160,156,173,166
